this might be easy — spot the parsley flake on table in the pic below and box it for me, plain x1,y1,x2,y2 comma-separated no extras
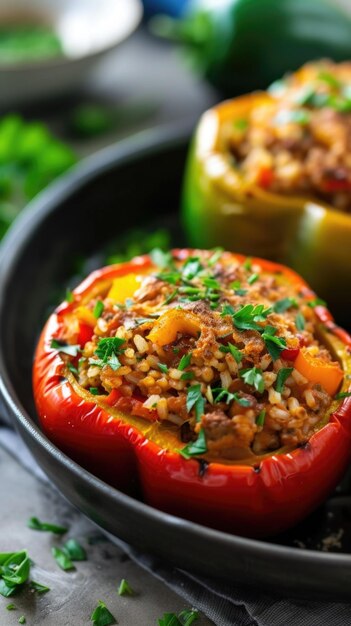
117,578,134,596
91,600,117,626
6,603,16,610
62,539,87,561
91,337,125,371
30,581,50,594
27,517,67,534
0,550,30,597
18,617,26,624
51,547,75,572
158,608,199,626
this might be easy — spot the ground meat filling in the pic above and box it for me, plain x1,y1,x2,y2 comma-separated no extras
61,250,340,461
229,61,351,212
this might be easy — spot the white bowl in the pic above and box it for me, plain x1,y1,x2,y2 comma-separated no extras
0,0,143,107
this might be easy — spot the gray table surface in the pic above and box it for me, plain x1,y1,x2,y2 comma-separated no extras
0,26,217,626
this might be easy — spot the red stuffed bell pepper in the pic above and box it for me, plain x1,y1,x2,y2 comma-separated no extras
33,249,351,537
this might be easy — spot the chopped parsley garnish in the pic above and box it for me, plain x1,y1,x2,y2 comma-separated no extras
275,368,293,393
163,289,178,305
219,343,242,363
150,248,174,269
240,367,265,394
27,517,67,534
307,298,327,308
222,303,271,331
91,337,125,371
178,352,192,370
67,362,78,375
65,288,74,303
89,387,100,395
261,329,286,361
274,109,310,126
179,429,207,459
233,118,248,131
158,363,169,374
273,297,297,313
62,539,87,561
51,547,75,572
212,388,250,407
30,581,50,594
208,247,224,265
158,609,199,626
93,300,104,319
247,273,259,285
117,578,134,596
295,312,305,331
50,339,80,357
186,385,205,422
230,281,247,296
243,257,252,271
180,371,195,381
91,600,117,626
182,257,203,280
335,391,351,400
256,409,266,427
318,71,341,89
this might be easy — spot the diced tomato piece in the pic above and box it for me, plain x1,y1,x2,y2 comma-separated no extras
257,166,274,189
281,347,300,361
77,322,94,347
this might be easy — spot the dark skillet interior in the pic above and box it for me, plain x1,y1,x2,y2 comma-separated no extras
1,126,351,601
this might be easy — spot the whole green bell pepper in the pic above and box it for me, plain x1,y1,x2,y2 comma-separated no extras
153,0,351,94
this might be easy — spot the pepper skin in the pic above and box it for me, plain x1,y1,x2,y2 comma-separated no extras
182,89,351,325
33,253,351,537
154,0,351,95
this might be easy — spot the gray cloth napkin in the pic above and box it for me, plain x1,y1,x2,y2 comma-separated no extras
1,426,351,626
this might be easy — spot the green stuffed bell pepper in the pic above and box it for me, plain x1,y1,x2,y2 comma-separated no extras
153,0,351,94
182,60,351,326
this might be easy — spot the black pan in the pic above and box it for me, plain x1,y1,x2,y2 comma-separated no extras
1,126,351,601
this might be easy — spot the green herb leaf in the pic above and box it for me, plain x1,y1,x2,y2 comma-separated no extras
274,109,310,126
158,363,168,374
240,367,265,394
92,337,125,371
335,391,351,400
295,312,305,331
208,247,224,265
65,288,74,303
62,539,87,562
318,71,341,89
150,248,173,270
158,609,199,626
219,343,242,363
93,300,104,319
273,297,297,313
307,298,327,308
222,303,271,331
243,257,252,271
186,385,205,422
27,517,67,535
1,551,30,587
67,361,78,375
91,600,117,626
30,581,50,594
117,578,134,596
18,616,26,624
262,331,286,361
180,371,195,381
6,603,16,610
179,429,207,459
182,257,203,280
50,339,80,357
275,368,293,393
247,273,259,285
0,580,17,597
178,353,192,370
51,547,75,572
256,409,266,427
212,388,250,407
89,387,100,395
233,118,248,131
